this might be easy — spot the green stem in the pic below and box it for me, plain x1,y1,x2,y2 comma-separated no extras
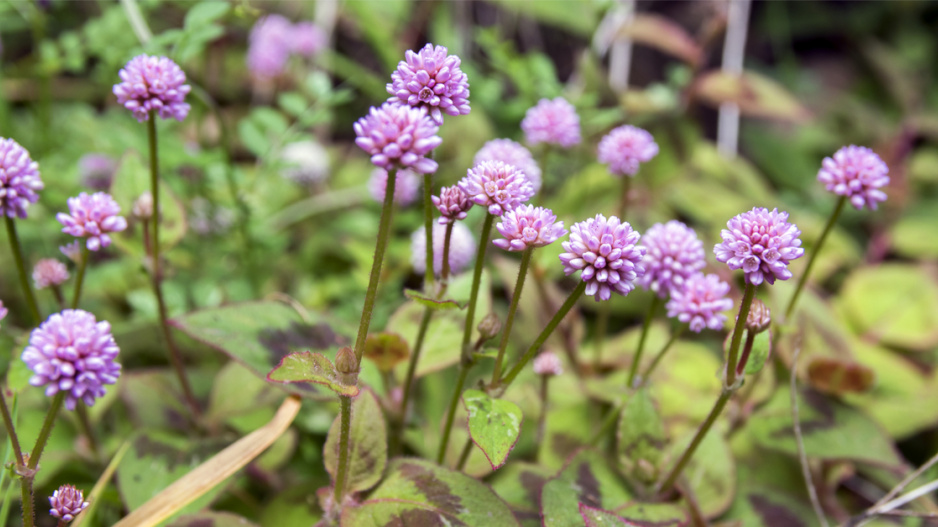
76,403,99,460
618,176,632,219
491,248,533,384
627,295,662,388
28,392,64,470
440,222,455,294
735,330,757,377
589,399,623,447
399,307,433,424
784,196,846,321
423,173,434,288
21,477,34,527
643,325,686,382
147,116,200,419
455,437,473,471
333,395,352,503
0,390,23,464
70,245,89,309
461,214,495,349
656,388,732,494
725,282,756,388
499,281,587,390
436,361,471,464
351,168,398,364
5,216,41,325
537,375,549,446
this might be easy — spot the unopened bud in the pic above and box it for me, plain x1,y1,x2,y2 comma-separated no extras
477,313,502,342
746,299,771,334
132,192,153,220
49,484,88,522
334,347,357,375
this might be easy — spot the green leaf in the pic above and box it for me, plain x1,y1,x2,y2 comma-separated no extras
579,504,629,526
110,152,187,254
488,462,552,520
616,503,688,525
171,301,349,398
278,92,310,118
541,450,633,526
744,330,772,375
268,352,359,397
238,119,268,158
323,390,387,494
342,458,519,526
404,289,466,310
667,428,736,518
462,389,523,470
183,1,230,29
617,388,666,485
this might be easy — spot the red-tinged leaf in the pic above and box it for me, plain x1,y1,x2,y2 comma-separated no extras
267,352,359,397
580,504,631,526
616,14,702,66
692,70,811,122
807,357,875,395
323,390,386,494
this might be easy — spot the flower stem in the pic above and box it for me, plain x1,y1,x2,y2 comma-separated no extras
28,392,64,470
618,176,632,219
51,285,65,310
70,245,89,309
735,330,757,377
333,395,352,504
627,295,662,388
147,116,200,419
4,216,41,326
436,359,471,464
21,477,34,527
784,196,846,321
0,390,23,464
423,173,434,289
440,222,455,294
725,282,756,388
643,325,685,382
76,403,99,460
499,281,587,390
588,399,623,447
593,306,609,370
352,168,398,364
491,248,533,384
455,436,473,471
399,307,432,424
536,375,549,447
462,214,495,350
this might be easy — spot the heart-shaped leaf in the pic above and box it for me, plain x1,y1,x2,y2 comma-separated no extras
267,352,358,397
323,390,386,494
463,389,523,470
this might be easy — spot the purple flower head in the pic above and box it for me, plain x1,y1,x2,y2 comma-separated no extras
33,259,69,290
637,221,706,298
0,301,7,327
113,54,191,122
290,21,326,57
354,102,442,174
57,192,128,251
432,185,473,224
77,153,117,191
817,145,889,210
597,125,659,177
60,241,81,264
714,207,804,286
387,43,470,125
521,97,581,148
0,137,43,219
493,205,566,252
22,310,122,410
368,168,421,207
559,214,646,301
666,273,734,333
411,222,476,277
457,161,535,216
533,351,563,376
49,484,89,522
246,15,293,78
474,139,542,193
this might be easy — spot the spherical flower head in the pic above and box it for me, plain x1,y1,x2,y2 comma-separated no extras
281,140,330,185
0,137,43,219
33,259,69,290
637,221,706,298
533,351,563,376
666,273,734,333
57,192,128,252
246,14,293,78
22,310,122,410
60,241,81,264
368,168,421,207
597,125,659,177
49,484,89,522
354,102,442,174
521,97,581,148
290,21,326,57
113,54,191,122
714,207,805,286
432,185,473,224
387,43,471,125
493,205,566,252
457,161,535,216
817,145,889,210
411,221,476,277
473,139,542,193
77,153,116,191
559,214,646,301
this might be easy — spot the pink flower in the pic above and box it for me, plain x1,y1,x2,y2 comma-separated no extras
714,207,804,286
368,168,421,207
597,125,659,177
354,102,442,174
666,273,734,332
559,214,646,301
0,301,7,327
432,185,473,224
458,161,535,216
817,145,889,210
0,137,43,219
493,205,566,251
33,259,69,289
49,484,89,522
290,21,326,57
113,55,191,122
637,221,706,298
533,351,563,376
57,192,128,251
411,222,476,277
60,241,82,263
387,43,471,125
521,97,581,148
474,139,542,193
246,15,293,78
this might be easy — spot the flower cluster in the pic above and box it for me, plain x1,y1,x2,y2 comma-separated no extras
57,192,128,251
411,222,476,277
638,221,705,298
533,351,563,376
521,97,581,148
354,102,442,174
559,214,646,301
49,484,89,522
368,168,421,207
714,207,804,286
22,310,122,410
597,125,659,177
493,205,566,251
458,161,535,216
113,54,191,122
33,259,69,290
387,43,470,125
666,273,734,332
0,137,43,219
474,139,542,193
817,145,889,210
432,185,473,224
247,15,326,78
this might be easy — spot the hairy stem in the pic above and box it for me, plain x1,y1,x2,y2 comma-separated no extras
491,248,533,384
784,196,846,321
440,222,455,293
70,245,89,309
725,282,756,388
423,173,434,288
20,391,65,527
333,395,352,504
0,390,23,464
627,295,661,388
461,214,495,349
5,216,41,325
